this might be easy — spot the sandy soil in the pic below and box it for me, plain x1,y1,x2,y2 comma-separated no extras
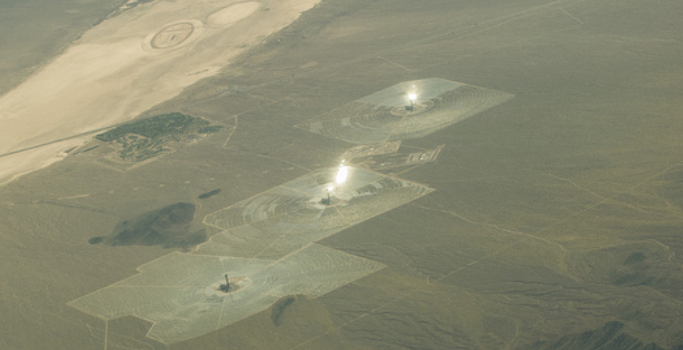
0,0,320,186
2,0,683,348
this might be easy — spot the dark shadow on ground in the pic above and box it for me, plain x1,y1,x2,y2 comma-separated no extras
89,202,206,249
271,296,296,326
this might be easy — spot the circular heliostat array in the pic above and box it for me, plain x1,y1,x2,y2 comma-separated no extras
390,100,435,116
151,22,195,49
204,277,251,298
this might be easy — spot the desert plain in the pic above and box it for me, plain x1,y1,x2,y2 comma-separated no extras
1,0,683,349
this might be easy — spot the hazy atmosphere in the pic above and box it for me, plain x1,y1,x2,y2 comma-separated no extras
1,0,683,349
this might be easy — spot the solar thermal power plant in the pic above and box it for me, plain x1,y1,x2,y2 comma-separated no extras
70,245,385,344
1,0,683,349
68,76,506,343
296,78,514,144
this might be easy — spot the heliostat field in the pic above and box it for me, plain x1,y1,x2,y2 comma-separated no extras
68,78,511,344
296,78,514,144
69,166,431,343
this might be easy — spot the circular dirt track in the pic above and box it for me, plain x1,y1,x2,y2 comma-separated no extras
152,22,195,49
142,20,204,52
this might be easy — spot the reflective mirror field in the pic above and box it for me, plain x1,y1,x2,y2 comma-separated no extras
1,0,683,349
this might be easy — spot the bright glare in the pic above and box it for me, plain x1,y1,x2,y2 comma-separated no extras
327,185,334,192
408,93,417,101
335,165,349,185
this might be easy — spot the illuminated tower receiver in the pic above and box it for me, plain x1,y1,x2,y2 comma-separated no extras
407,92,417,111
